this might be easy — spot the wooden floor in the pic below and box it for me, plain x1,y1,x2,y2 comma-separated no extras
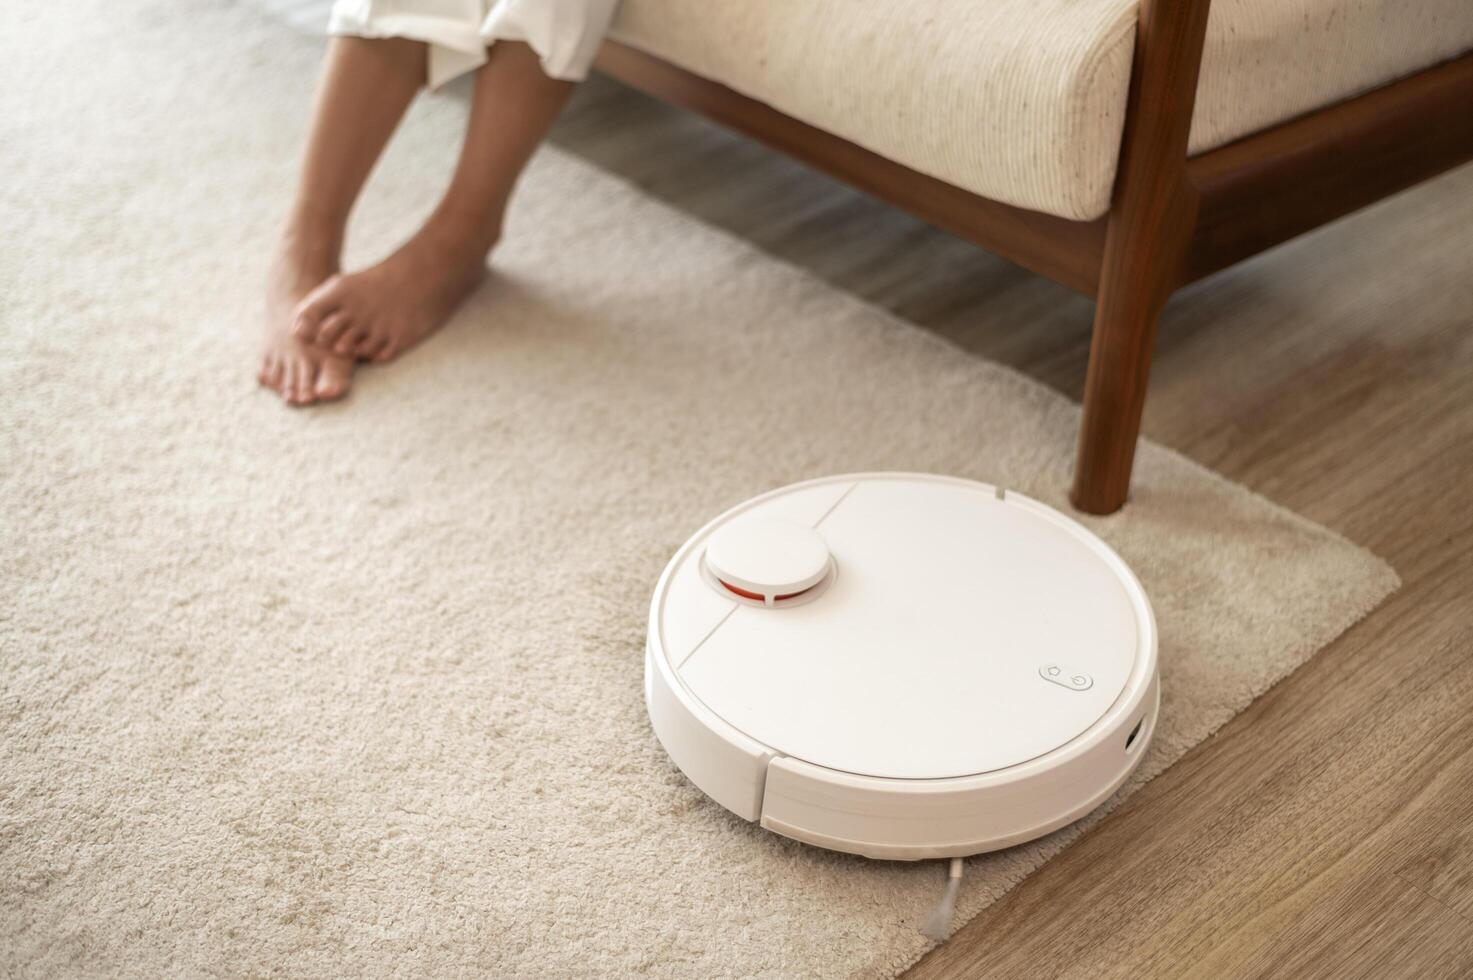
553,73,1473,979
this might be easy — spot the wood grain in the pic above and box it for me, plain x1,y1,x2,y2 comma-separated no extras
1070,0,1212,514
551,70,1473,979
1185,52,1473,285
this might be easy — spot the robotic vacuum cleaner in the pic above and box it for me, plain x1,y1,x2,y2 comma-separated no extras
645,473,1158,861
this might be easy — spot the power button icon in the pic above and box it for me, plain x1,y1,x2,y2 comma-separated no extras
1039,664,1093,691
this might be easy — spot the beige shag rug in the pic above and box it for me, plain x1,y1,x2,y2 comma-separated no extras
0,2,1397,977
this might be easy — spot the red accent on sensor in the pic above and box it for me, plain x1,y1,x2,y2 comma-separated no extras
717,579,817,603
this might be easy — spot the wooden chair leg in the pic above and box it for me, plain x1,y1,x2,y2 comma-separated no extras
1067,0,1213,514
1069,184,1196,514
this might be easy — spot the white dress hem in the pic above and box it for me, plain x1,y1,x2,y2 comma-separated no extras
327,0,617,89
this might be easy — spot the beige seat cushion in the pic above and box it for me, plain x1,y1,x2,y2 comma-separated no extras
610,0,1473,221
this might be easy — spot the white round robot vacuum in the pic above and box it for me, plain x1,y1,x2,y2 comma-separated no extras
645,473,1158,861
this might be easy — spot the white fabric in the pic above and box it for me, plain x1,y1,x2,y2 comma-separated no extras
609,0,1473,220
328,0,619,87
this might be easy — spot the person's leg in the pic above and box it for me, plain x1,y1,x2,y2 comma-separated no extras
292,40,574,363
260,36,426,405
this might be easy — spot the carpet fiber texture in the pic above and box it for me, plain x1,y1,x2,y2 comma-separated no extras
0,2,1398,977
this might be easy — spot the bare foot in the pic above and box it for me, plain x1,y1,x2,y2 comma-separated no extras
259,230,354,406
291,214,492,363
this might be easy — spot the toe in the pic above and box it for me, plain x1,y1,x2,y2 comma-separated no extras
373,339,400,363
335,322,370,357
278,357,298,403
360,333,390,362
285,357,309,405
257,352,276,387
314,311,350,348
265,354,285,393
294,357,319,405
292,276,345,342
314,356,353,401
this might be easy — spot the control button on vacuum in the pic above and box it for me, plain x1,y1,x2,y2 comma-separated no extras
1039,665,1093,691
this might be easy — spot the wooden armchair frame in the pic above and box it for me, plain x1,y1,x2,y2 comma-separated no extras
594,0,1473,513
